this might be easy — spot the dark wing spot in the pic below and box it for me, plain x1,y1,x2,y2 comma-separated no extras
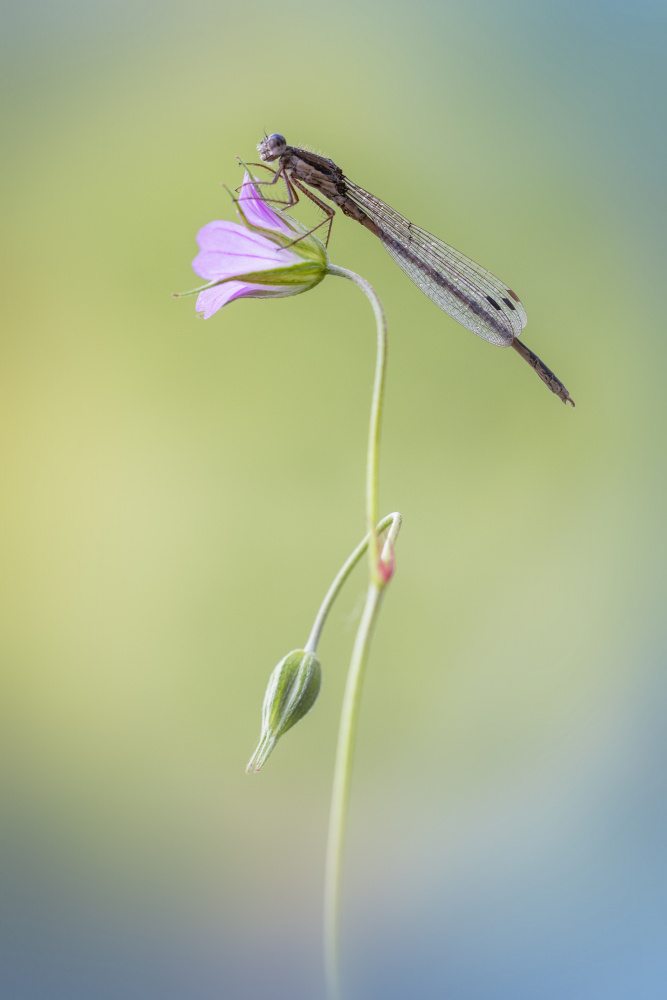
486,295,501,310
502,296,516,311
507,288,520,302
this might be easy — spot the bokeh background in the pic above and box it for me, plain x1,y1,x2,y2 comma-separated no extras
2,0,666,997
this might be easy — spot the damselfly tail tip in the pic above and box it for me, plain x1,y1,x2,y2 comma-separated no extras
511,338,574,409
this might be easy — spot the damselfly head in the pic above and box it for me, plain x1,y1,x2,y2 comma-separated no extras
257,133,287,161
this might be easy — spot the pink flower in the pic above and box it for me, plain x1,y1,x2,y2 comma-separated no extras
177,172,328,319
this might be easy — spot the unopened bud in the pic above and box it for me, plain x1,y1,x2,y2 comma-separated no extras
246,649,321,773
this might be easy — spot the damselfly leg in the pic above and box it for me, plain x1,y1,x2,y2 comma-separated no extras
237,161,337,247
234,161,295,207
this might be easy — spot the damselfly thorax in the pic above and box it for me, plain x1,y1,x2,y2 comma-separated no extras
253,133,574,406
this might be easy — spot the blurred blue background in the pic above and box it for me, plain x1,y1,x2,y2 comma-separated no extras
2,0,666,997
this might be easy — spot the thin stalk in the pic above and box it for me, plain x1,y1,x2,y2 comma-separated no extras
323,265,397,1000
324,580,383,1000
304,514,400,655
327,264,388,584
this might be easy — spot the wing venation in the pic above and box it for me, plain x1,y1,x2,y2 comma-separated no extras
346,180,527,346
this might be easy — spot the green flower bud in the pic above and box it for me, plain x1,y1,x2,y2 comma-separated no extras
246,649,322,773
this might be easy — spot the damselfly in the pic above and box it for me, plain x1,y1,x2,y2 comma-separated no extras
254,133,573,406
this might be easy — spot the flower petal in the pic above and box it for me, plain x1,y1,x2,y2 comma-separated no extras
192,221,300,281
195,220,263,253
195,282,251,318
237,172,296,237
195,280,312,319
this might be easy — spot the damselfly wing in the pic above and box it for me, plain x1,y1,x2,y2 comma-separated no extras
256,134,573,405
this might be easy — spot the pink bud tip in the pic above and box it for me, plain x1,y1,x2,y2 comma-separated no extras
378,541,395,583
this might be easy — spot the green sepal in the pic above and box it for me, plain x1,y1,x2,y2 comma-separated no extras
246,649,322,773
228,261,326,286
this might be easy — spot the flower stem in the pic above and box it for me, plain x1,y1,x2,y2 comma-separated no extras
323,264,399,999
327,264,388,585
323,579,383,1000
304,513,401,655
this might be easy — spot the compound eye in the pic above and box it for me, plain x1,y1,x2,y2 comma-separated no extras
257,133,287,161
268,133,286,152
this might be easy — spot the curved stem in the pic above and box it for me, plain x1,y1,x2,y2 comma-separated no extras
327,264,388,585
323,264,397,1000
305,513,401,654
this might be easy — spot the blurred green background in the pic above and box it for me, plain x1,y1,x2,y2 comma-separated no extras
2,0,666,997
